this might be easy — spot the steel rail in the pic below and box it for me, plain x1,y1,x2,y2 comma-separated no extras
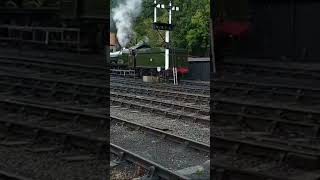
223,61,320,78
0,56,207,95
213,135,320,180
213,135,320,178
0,73,210,118
111,78,210,94
211,162,293,180
0,96,208,179
111,91,209,115
0,71,207,106
111,83,209,103
0,96,107,126
213,109,320,139
0,72,208,105
111,116,209,153
111,97,210,125
0,65,105,83
110,143,190,180
0,71,105,90
0,80,105,110
213,79,320,104
0,55,205,91
0,170,33,180
214,78,320,92
0,77,207,118
171,79,209,87
0,117,107,155
0,99,199,180
0,56,106,80
214,135,320,157
0,55,106,72
214,97,320,122
223,60,320,73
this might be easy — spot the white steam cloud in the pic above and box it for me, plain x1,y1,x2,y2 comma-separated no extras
143,36,150,44
112,0,143,47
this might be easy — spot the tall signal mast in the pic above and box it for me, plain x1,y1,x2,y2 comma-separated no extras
153,0,179,84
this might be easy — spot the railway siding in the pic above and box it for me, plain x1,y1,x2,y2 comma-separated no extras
0,55,212,179
212,59,320,180
111,106,210,144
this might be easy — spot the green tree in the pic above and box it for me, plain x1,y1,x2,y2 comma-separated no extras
112,0,210,56
185,0,210,54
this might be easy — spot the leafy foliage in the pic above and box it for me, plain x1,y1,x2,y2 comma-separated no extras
111,0,210,55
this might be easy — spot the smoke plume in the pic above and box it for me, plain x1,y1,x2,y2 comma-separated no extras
143,36,150,44
112,0,143,47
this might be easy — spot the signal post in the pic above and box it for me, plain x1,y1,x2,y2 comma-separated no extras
153,0,179,85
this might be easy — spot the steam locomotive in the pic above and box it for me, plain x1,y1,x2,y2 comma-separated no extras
0,0,108,52
110,41,189,77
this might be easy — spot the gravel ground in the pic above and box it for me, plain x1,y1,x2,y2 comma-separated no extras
110,81,209,96
223,74,320,89
111,106,209,144
0,53,107,180
110,78,210,178
111,122,209,171
110,164,139,180
111,97,210,122
111,91,209,112
110,158,145,180
0,67,103,84
217,93,320,111
0,145,107,180
4,113,106,139
111,87,209,106
110,82,209,98
0,112,108,180
0,48,106,66
111,77,209,90
212,152,317,179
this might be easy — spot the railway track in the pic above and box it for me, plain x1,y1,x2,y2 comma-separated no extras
0,71,106,108
0,62,209,119
0,71,209,125
213,134,320,180
223,59,320,81
0,55,106,74
111,77,210,94
213,59,320,180
111,105,210,144
111,97,210,125
0,55,106,81
11,63,318,126
213,79,320,105
111,91,209,115
0,97,108,179
0,55,109,179
109,82,319,142
110,144,190,180
0,170,32,180
212,79,320,141
212,75,320,138
3,54,320,89
110,116,209,153
214,97,320,126
0,96,201,179
0,55,208,96
111,83,209,105
0,55,211,179
5,51,320,180
212,108,319,140
110,115,210,179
